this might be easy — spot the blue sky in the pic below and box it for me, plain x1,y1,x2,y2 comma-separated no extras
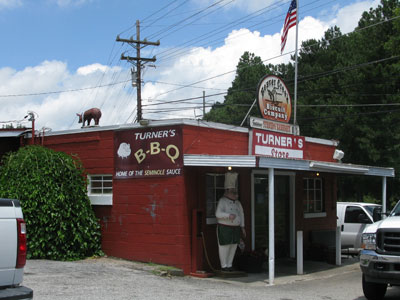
0,0,380,131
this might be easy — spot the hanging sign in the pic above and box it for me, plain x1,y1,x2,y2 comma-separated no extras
257,75,292,123
114,126,183,179
249,116,299,135
251,129,304,159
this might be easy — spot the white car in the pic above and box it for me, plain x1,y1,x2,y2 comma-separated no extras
337,202,381,253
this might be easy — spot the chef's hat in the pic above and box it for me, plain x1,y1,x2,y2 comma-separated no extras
224,172,238,189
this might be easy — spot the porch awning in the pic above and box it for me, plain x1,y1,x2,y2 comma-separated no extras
183,154,395,177
259,156,394,177
184,154,256,168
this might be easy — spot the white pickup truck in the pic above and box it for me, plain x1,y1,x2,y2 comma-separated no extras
360,200,400,300
0,198,33,299
337,202,381,254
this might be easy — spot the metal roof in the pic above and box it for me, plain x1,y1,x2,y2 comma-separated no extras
41,119,337,146
184,155,256,168
42,119,249,136
0,130,27,138
184,154,395,177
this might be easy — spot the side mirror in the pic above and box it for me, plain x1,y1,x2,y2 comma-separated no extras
373,207,382,222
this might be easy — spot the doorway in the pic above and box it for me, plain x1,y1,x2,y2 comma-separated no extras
251,170,295,258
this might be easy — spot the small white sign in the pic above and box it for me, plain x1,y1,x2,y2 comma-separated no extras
255,145,304,159
250,116,300,135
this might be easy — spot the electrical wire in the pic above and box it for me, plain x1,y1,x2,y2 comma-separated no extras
146,0,227,41
146,14,400,104
153,0,289,62
0,79,131,98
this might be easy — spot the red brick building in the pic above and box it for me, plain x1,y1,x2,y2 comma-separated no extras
37,119,393,280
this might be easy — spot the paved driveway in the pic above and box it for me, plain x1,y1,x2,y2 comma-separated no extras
23,257,400,300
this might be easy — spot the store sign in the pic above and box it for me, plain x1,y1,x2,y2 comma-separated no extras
249,116,299,135
114,126,183,179
257,75,292,123
251,129,304,159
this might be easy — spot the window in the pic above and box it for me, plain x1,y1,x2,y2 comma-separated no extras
88,174,113,205
345,206,371,224
303,178,323,214
205,174,225,222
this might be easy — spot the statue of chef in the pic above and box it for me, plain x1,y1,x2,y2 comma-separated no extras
215,172,246,272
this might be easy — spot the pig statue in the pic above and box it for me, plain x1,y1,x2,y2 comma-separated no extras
76,108,102,127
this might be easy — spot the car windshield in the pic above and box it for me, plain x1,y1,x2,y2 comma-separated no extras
391,201,400,216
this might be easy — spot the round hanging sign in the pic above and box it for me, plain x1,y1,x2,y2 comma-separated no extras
257,75,292,123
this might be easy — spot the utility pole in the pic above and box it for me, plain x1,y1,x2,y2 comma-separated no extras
116,20,160,122
203,91,206,118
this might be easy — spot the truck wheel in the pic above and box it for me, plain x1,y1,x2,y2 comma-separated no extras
362,274,387,300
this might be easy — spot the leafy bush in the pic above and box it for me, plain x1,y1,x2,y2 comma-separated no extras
0,145,102,260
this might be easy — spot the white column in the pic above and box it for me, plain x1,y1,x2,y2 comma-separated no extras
290,175,295,258
382,176,387,214
336,226,342,266
268,168,275,285
297,231,303,275
251,171,255,250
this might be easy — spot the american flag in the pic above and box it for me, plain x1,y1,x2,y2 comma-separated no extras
281,0,297,54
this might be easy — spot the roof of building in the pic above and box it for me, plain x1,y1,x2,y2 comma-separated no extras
0,129,29,138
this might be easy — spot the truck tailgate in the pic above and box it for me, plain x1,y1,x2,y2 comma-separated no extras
0,219,18,286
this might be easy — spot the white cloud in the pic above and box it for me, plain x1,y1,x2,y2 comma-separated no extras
0,0,22,10
330,0,380,33
49,0,93,7
77,63,110,76
0,0,382,130
142,0,381,120
0,61,130,131
141,16,327,120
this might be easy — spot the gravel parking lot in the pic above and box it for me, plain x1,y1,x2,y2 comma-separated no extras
23,257,400,300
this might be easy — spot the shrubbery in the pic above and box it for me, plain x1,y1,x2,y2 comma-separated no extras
0,145,102,260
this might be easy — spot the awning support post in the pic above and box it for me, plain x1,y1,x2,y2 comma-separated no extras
336,226,341,266
297,231,303,274
268,168,275,285
382,176,387,214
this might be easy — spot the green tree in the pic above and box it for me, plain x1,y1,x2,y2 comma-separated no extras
295,0,400,201
204,1,400,202
204,52,270,125
0,146,102,260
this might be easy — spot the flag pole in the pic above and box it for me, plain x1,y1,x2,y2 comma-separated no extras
293,0,299,128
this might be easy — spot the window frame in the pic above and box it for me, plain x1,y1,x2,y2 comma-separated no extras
303,177,325,217
87,174,113,205
344,206,372,224
205,173,226,224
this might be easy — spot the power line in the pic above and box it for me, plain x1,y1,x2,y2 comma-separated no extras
0,79,131,98
142,0,191,35
154,0,289,62
3,0,397,117
298,108,400,122
146,13,400,103
142,0,184,23
146,0,228,41
155,0,329,64
155,0,235,42
145,80,227,91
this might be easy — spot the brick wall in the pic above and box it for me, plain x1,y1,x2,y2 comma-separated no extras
95,176,192,273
